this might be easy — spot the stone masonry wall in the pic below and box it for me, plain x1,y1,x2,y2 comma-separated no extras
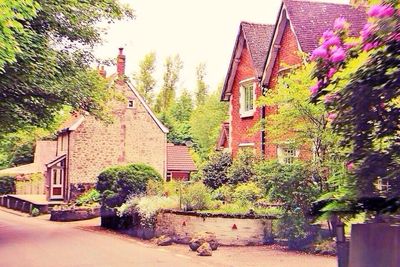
155,211,273,246
230,42,263,158
67,82,167,188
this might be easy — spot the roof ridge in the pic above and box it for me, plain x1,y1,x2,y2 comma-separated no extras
284,0,353,7
240,21,274,27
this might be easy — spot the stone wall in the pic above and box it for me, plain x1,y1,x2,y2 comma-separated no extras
67,82,167,188
155,210,275,246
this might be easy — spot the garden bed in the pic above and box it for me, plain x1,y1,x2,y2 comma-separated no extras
50,206,100,222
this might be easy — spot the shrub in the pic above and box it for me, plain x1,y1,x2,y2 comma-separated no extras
96,163,162,210
211,184,234,202
182,182,212,210
162,180,181,197
202,152,232,189
146,179,163,196
75,189,100,206
233,182,262,206
30,207,40,217
117,195,179,228
276,210,311,250
227,150,258,186
0,175,15,195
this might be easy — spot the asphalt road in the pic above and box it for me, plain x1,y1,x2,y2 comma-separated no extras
0,209,336,267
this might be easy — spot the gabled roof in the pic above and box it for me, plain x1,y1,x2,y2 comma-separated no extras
262,0,367,87
46,154,66,168
58,113,85,134
221,22,274,101
167,144,197,172
284,0,367,53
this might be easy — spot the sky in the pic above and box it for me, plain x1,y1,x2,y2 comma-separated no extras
95,0,349,95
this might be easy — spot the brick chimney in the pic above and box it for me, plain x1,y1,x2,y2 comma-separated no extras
117,47,126,78
99,65,106,78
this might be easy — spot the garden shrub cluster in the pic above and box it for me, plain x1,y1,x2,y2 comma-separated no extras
0,175,15,195
96,163,162,228
75,189,100,207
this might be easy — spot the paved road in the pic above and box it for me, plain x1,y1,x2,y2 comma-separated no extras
0,209,336,267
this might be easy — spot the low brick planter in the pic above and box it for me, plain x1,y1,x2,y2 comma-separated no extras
50,206,100,222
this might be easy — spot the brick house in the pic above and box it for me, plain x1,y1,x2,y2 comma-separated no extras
45,48,168,201
220,22,275,157
220,0,366,163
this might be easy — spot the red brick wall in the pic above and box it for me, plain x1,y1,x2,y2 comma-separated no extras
230,42,262,157
265,22,311,160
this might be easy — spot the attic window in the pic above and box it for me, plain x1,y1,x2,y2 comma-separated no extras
127,100,134,108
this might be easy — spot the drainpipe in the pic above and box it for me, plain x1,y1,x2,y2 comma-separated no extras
260,79,266,159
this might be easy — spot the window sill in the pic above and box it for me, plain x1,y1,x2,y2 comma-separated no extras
240,110,255,118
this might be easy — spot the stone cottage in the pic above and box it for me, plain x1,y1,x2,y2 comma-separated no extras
45,48,168,201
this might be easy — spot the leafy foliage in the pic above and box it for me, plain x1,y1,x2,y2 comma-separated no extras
96,163,162,210
75,189,100,207
310,0,400,210
227,150,258,186
0,175,15,195
133,52,157,105
182,182,212,211
233,182,262,206
202,152,232,189
0,0,133,136
195,63,208,106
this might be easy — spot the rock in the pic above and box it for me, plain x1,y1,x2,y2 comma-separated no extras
189,232,219,251
197,242,212,256
156,235,173,246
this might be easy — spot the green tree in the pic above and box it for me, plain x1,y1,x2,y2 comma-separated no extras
195,63,208,106
0,0,133,137
169,89,193,122
154,55,183,113
133,52,157,105
189,87,228,158
0,0,39,71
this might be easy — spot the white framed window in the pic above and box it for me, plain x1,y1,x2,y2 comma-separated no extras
127,100,134,108
277,145,299,164
239,78,256,118
377,178,390,194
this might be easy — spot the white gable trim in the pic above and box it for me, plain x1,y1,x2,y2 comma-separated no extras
68,116,85,131
126,81,169,134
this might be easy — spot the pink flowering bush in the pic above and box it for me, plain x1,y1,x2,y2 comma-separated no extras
311,0,400,213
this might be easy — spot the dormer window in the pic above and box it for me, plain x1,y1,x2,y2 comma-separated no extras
128,100,134,108
239,78,256,118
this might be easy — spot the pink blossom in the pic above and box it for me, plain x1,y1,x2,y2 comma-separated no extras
327,68,337,79
310,80,322,95
324,94,334,104
369,5,395,18
344,41,359,50
311,46,328,60
327,112,337,121
346,162,354,171
363,41,380,51
333,17,347,31
361,23,374,41
368,5,384,17
322,30,335,40
330,47,346,63
323,35,341,47
378,5,395,18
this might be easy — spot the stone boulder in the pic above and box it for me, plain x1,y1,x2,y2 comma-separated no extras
189,232,218,251
197,242,212,256
156,235,173,246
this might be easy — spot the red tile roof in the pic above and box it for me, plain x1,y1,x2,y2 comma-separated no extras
284,0,367,53
167,144,197,172
241,22,275,77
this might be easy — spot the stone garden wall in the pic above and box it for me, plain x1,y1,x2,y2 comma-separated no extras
155,210,276,246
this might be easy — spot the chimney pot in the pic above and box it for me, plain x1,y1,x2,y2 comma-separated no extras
98,65,106,78
117,48,126,80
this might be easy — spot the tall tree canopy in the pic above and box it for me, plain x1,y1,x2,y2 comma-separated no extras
195,63,208,106
154,54,183,113
133,52,157,105
0,0,133,136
